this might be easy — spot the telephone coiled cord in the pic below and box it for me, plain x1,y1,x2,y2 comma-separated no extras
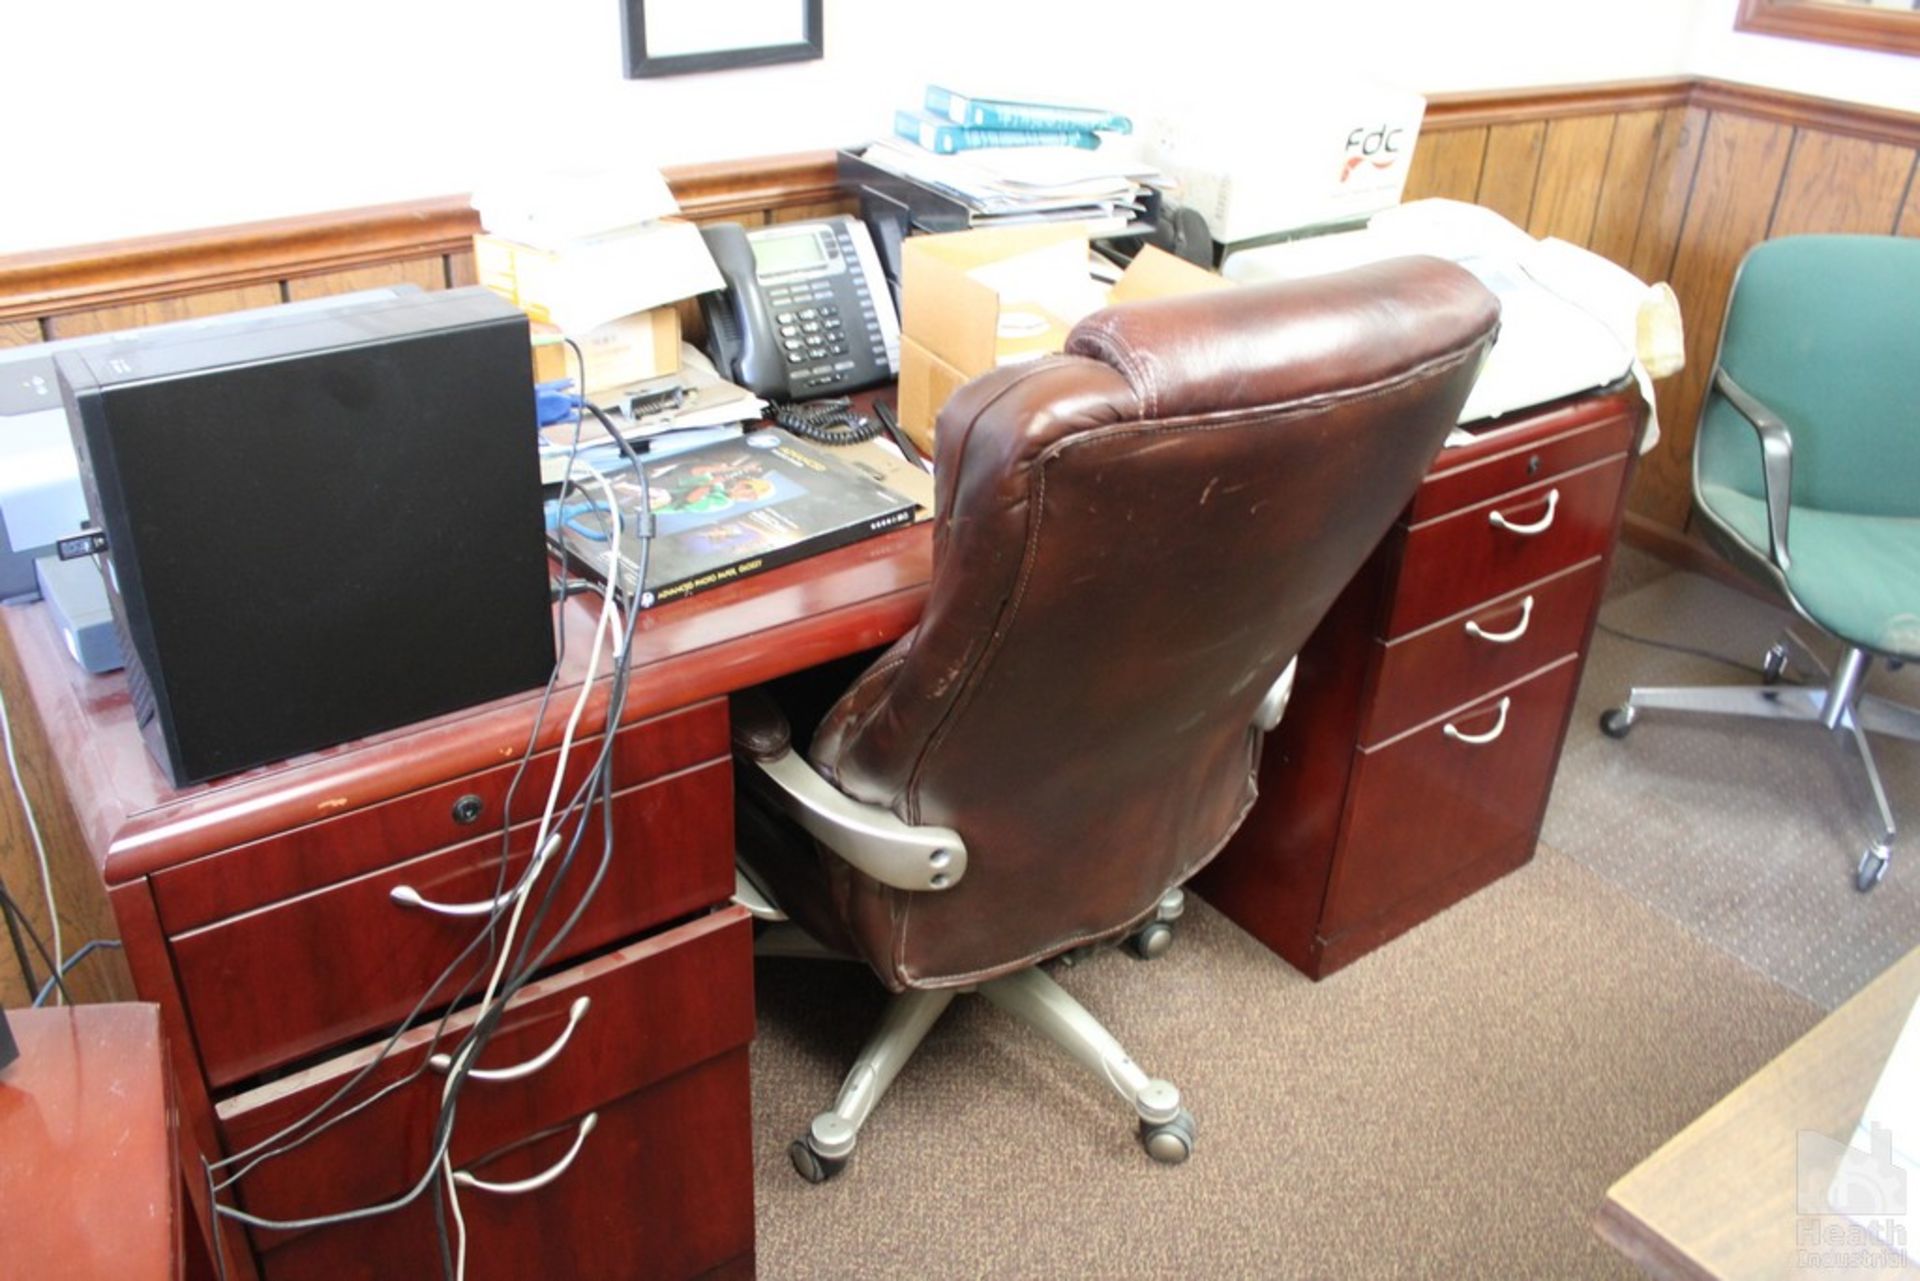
771,397,881,446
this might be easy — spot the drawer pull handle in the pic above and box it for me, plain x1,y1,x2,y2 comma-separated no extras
1465,595,1534,645
430,996,590,1082
452,1113,597,1196
1444,697,1511,746
1488,488,1559,536
389,831,562,918
389,882,523,918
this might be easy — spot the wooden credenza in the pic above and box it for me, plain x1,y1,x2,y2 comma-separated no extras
1196,384,1645,978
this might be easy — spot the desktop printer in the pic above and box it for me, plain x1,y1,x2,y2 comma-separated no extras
57,287,555,787
1140,80,1425,246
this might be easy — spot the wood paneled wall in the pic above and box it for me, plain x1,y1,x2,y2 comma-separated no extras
1,78,1917,1004
1406,79,1920,534
0,159,853,1006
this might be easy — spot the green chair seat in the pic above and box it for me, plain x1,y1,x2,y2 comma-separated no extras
1700,483,1920,661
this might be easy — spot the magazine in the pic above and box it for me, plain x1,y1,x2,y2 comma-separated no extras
549,428,917,608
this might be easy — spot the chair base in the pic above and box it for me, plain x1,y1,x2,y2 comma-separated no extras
1603,629,1918,892
764,894,1194,1183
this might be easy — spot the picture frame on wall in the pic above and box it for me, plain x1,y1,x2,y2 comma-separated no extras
622,0,825,78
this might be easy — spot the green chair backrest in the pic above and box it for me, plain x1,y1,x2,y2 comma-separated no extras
1696,234,1920,518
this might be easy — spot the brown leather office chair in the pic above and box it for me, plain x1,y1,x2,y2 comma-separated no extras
732,258,1500,1181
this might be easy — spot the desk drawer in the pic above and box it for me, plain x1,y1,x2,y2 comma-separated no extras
176,760,733,1088
152,699,729,934
1385,455,1625,638
1361,559,1602,746
255,1047,755,1281
1319,656,1580,936
1411,405,1637,523
218,908,752,1259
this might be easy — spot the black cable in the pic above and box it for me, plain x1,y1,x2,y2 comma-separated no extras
1595,618,1772,678
873,400,930,473
0,882,68,1006
0,871,42,996
203,340,608,1267
770,397,880,446
427,557,646,1279
205,340,659,1276
31,937,123,1007
418,392,651,1275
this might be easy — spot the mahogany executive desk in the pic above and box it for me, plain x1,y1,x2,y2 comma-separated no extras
2,381,1641,1279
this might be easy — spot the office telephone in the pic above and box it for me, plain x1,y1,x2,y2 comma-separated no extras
699,216,901,402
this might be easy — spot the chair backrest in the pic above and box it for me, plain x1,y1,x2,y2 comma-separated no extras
1697,235,1920,518
809,258,1500,990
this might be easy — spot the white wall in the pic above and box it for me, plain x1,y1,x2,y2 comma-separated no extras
1684,0,1920,114
0,0,1702,255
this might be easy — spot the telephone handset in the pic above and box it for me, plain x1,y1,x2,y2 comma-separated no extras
699,216,901,402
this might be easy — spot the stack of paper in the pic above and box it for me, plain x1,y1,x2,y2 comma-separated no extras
471,164,724,393
856,138,1161,235
471,166,681,251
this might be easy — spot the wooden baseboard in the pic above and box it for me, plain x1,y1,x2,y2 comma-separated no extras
1620,511,1778,604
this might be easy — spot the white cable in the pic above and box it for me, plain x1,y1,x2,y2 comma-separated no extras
443,1147,468,1280
444,451,626,1281
0,680,62,1003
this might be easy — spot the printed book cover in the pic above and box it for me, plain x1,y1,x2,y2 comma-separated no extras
550,428,916,608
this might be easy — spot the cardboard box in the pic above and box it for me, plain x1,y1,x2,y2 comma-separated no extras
896,225,1227,451
529,309,682,395
474,219,721,333
1142,82,1426,244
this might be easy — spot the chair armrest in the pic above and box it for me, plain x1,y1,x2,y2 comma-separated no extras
1713,369,1795,572
731,690,967,894
1254,658,1298,733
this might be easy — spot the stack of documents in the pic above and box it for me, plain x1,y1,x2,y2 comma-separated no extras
1221,199,1681,448
854,138,1162,235
471,164,724,402
538,346,765,485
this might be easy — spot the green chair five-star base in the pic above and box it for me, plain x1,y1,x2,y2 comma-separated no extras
1602,235,1920,892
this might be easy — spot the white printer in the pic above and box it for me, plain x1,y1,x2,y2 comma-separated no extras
1139,79,1426,246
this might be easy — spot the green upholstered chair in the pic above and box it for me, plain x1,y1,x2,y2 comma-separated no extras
1602,234,1920,892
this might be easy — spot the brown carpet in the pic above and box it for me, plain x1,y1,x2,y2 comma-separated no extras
748,847,1820,1279
741,550,1902,1278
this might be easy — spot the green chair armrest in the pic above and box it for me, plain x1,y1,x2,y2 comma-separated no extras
1713,368,1796,572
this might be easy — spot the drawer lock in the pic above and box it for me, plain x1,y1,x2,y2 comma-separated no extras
452,794,485,825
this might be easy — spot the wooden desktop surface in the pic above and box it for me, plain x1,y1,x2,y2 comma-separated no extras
0,1003,179,1280
1598,947,1920,1279
2,444,933,889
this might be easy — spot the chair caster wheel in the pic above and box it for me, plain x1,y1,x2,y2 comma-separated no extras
1761,643,1789,685
789,1137,848,1184
1139,1109,1195,1165
1600,706,1636,739
1856,847,1890,893
1128,920,1175,960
